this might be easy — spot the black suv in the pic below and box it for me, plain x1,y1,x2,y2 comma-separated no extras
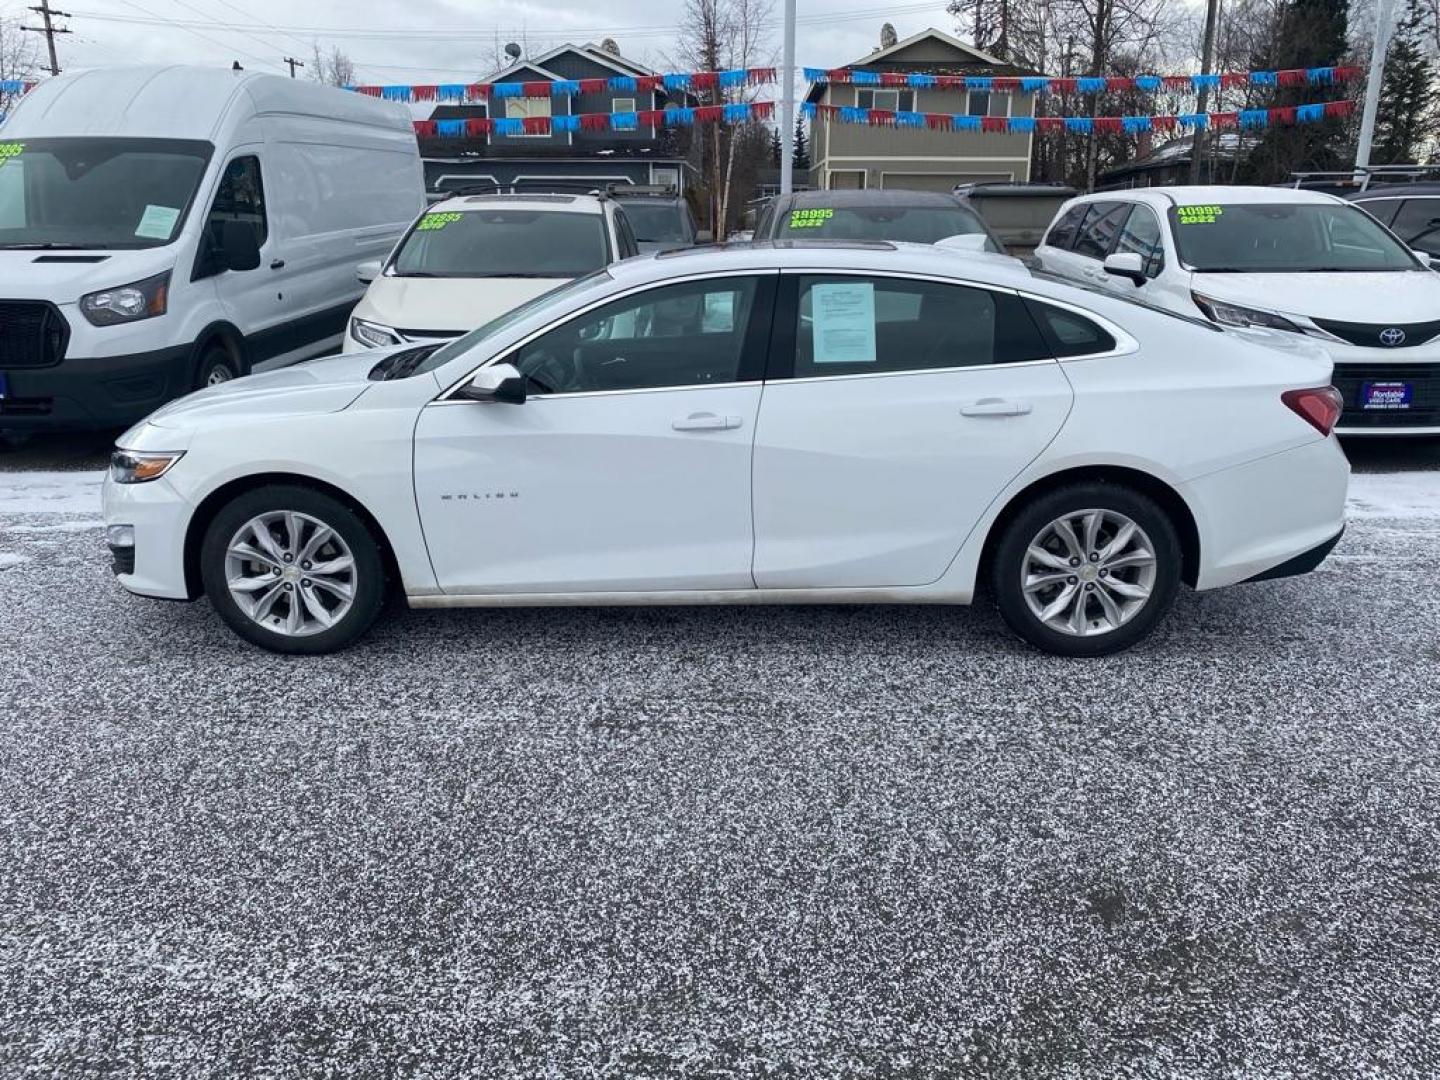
609,187,708,253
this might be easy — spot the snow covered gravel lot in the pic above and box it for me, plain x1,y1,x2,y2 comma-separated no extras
0,444,1438,1078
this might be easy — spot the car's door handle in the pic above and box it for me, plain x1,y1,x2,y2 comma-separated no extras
672,412,742,431
961,398,1032,417
269,259,286,270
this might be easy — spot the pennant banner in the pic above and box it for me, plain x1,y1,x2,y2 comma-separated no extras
804,65,1365,95
803,99,1356,134
416,101,775,138
352,67,775,103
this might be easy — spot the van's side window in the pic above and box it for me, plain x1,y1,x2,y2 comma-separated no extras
204,155,267,264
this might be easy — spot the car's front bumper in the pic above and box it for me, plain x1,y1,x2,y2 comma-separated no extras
102,470,195,600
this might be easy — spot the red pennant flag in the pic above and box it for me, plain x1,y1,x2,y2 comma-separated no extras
1162,75,1190,91
1107,77,1135,92
881,73,909,87
522,116,551,135
1324,99,1356,117
1211,111,1239,129
1276,69,1308,87
1333,66,1364,81
1037,116,1066,132
636,75,663,92
411,85,438,101
465,118,493,136
992,77,1020,92
1093,116,1123,133
1151,115,1178,133
356,85,383,97
691,71,719,90
937,76,966,90
580,113,610,131
827,69,849,83
1220,73,1249,89
1049,77,1078,93
751,68,777,83
412,120,437,138
868,108,896,125
925,113,952,131
752,101,775,120
639,109,666,126
521,81,551,98
694,105,723,123
578,79,607,95
981,116,1008,133
1270,106,1297,125
467,83,490,100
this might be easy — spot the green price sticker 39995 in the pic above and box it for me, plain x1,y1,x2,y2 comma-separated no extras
417,212,463,232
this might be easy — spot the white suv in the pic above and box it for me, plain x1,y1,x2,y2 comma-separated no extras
345,192,639,351
1035,186,1440,434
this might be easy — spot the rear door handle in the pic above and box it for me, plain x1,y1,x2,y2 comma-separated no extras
269,259,286,270
672,412,742,431
961,398,1032,417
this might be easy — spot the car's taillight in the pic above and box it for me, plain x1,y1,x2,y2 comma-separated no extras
1282,386,1343,436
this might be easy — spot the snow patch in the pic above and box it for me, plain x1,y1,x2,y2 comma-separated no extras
0,471,104,515
0,552,30,569
1346,472,1440,520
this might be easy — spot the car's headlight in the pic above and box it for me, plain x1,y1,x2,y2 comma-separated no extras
81,271,171,327
1192,292,1303,333
350,317,402,348
110,450,184,484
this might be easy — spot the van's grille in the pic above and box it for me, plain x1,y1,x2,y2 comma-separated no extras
1312,317,1440,349
0,301,69,369
1332,364,1440,428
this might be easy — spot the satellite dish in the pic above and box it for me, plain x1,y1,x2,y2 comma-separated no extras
504,42,522,60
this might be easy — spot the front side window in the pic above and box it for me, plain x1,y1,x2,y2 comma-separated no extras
1073,202,1129,260
509,276,762,394
781,203,998,248
792,275,1048,377
392,209,609,278
0,136,213,250
205,154,267,255
1113,204,1165,277
1167,202,1420,272
1388,199,1440,256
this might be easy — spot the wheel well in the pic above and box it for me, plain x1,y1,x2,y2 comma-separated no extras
978,466,1201,590
183,473,402,599
191,323,248,377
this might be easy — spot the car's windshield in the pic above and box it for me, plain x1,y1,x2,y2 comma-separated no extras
780,204,998,249
392,209,611,278
410,269,616,376
1168,202,1419,272
0,137,213,250
619,201,688,243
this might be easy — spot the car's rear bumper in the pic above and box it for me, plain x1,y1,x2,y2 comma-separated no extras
1330,357,1440,434
0,345,193,432
1241,526,1344,583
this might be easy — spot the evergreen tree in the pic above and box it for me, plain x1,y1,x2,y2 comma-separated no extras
770,125,782,168
792,115,810,172
1374,0,1435,164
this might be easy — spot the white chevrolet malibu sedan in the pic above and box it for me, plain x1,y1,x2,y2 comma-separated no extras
104,242,1350,657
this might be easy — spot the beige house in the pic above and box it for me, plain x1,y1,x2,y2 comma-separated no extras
808,28,1038,192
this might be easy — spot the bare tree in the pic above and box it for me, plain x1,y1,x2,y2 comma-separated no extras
0,16,39,117
309,43,356,87
880,22,899,48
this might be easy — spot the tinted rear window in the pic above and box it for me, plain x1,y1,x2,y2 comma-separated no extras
392,209,610,277
781,205,998,248
619,201,689,243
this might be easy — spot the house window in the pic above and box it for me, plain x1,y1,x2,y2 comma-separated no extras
612,97,636,114
857,89,915,113
964,91,1011,118
505,95,552,136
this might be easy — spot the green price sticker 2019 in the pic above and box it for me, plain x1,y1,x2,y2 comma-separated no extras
1177,204,1223,225
788,208,834,229
416,212,463,231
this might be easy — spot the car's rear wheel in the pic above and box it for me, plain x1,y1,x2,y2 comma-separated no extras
991,483,1181,657
200,485,387,654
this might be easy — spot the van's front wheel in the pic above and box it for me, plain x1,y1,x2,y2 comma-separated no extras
194,345,241,389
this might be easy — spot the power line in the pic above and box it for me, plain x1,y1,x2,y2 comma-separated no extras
22,1,72,76
112,0,277,70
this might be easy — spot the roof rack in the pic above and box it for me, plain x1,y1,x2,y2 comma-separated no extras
1287,164,1440,192
605,182,678,197
435,180,610,199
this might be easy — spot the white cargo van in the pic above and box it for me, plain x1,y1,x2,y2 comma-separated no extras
0,65,426,433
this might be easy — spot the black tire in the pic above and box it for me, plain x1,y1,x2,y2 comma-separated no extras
991,482,1182,658
200,484,387,655
194,344,242,390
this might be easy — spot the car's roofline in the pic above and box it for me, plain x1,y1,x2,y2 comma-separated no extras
429,193,608,215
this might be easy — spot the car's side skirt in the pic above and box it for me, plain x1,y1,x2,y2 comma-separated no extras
408,587,974,609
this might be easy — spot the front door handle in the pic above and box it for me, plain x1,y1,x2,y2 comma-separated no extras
672,412,742,431
269,259,286,270
961,398,1032,418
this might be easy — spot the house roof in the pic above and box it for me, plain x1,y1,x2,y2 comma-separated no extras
481,59,566,84
860,27,1007,68
806,27,1039,103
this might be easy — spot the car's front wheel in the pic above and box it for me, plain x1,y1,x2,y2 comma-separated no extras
200,485,387,654
991,482,1181,657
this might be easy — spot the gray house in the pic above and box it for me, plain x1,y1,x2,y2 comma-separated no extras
808,28,1038,192
422,43,694,196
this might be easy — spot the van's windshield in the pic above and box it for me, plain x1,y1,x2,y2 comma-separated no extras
0,137,213,250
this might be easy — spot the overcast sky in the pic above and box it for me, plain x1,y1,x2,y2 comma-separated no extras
11,0,967,85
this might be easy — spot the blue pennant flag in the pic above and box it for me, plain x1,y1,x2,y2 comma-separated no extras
381,85,411,101
1178,113,1209,129
437,84,469,101
907,74,936,88
719,69,749,90
552,115,582,133
1134,75,1162,93
1122,116,1152,134
493,118,523,136
490,82,522,98
1240,108,1269,129
551,80,580,96
1009,116,1036,133
953,115,982,131
966,77,993,92
851,70,881,86
1250,71,1278,86
1306,66,1335,84
663,74,690,91
1021,77,1050,93
1191,73,1222,92
667,107,696,126
895,111,926,128
611,111,640,130
803,67,828,82
1064,117,1093,134
801,101,817,119
1296,103,1326,123
608,76,637,92
723,102,751,123
840,106,870,124
1077,77,1107,94
436,119,466,137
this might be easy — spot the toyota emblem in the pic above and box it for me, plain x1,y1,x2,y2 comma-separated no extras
1379,327,1407,346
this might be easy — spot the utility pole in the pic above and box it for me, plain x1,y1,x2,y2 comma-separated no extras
1188,0,1221,184
283,56,305,78
1355,0,1399,183
23,1,71,77
779,0,796,194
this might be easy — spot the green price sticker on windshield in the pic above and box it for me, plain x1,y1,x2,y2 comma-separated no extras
416,211,463,232
788,208,834,229
0,142,24,165
1177,204,1223,225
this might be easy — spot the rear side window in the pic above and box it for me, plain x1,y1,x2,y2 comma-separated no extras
1026,299,1118,358
1073,202,1130,259
1387,199,1440,256
1044,203,1089,249
791,275,1049,377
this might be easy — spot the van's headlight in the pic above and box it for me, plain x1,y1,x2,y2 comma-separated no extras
110,449,184,484
1192,292,1303,333
81,271,171,327
350,317,402,348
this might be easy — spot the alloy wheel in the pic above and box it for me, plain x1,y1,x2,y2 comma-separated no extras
1021,508,1158,638
223,511,357,637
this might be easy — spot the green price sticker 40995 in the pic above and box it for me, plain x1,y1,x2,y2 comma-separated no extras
417,211,463,231
1177,204,1223,225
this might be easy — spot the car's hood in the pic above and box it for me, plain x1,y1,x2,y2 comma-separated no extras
357,274,570,332
144,350,390,429
1190,269,1440,322
0,248,176,301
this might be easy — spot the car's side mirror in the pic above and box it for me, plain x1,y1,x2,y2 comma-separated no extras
357,259,382,284
456,362,527,404
1103,251,1147,286
695,229,713,244
219,220,262,272
1411,249,1433,269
